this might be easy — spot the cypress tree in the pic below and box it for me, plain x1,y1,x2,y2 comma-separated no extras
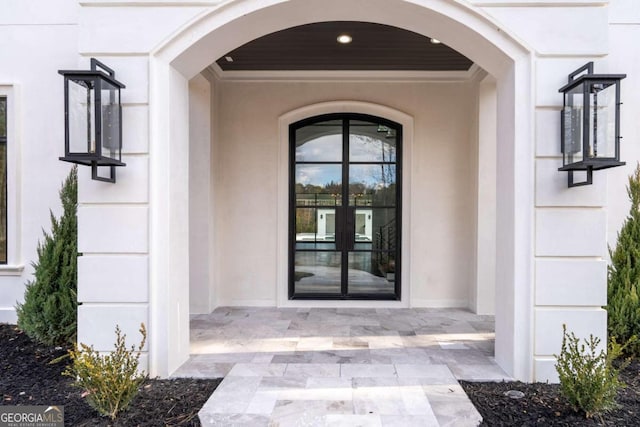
607,164,640,356
16,166,77,345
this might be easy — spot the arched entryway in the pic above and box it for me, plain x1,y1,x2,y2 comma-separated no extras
148,0,534,381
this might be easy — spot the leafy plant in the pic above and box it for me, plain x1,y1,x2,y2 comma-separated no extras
608,164,640,356
16,166,77,345
64,323,147,420
554,324,627,419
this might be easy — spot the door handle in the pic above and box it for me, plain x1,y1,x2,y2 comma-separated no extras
346,206,356,250
335,207,344,251
334,207,356,251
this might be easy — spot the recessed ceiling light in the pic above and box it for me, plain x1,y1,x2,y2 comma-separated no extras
430,38,442,45
337,34,353,44
225,56,234,62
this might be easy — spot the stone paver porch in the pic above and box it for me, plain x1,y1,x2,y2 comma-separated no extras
172,307,511,426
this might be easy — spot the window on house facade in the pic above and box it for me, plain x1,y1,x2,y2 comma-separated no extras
0,97,6,264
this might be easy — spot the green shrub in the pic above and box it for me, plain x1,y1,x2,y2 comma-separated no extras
555,324,627,419
64,323,147,420
608,164,640,356
16,166,77,345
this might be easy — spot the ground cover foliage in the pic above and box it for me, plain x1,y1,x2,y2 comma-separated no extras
15,167,78,346
608,164,640,357
462,358,640,426
63,324,148,420
0,324,220,426
554,326,628,419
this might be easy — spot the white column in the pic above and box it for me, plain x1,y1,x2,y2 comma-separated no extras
189,73,215,314
76,56,151,371
474,75,497,315
532,58,609,382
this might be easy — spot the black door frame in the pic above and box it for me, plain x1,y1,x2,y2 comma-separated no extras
288,113,402,300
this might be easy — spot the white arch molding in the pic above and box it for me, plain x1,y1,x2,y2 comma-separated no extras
148,0,535,381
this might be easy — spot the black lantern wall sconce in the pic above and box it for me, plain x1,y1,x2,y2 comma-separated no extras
558,62,626,187
59,58,126,183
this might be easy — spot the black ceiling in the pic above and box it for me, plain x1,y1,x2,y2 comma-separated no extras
216,21,473,72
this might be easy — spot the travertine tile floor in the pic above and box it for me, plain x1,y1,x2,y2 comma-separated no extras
171,307,511,426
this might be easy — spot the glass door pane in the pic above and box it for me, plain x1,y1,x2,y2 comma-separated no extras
349,120,397,162
295,164,342,206
293,119,343,295
348,252,395,294
347,119,398,296
295,119,342,162
294,252,342,294
349,164,396,206
295,208,336,249
348,208,397,295
290,115,400,299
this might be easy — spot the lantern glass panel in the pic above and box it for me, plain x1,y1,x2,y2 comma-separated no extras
562,85,584,165
68,78,95,155
588,81,616,160
100,80,120,161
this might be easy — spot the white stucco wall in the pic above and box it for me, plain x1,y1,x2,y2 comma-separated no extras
212,79,478,307
0,1,79,323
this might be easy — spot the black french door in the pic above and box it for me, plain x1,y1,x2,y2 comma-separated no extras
289,113,401,300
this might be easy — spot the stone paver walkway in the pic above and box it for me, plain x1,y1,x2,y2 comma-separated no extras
172,307,511,426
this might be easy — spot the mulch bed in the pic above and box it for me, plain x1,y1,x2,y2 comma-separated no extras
461,360,640,426
3,322,640,426
0,324,221,426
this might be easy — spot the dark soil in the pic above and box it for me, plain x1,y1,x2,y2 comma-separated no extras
0,324,221,426
3,323,639,426
461,360,640,426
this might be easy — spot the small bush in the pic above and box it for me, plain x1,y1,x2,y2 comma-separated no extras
16,166,77,345
64,323,147,420
555,324,627,419
608,163,640,356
